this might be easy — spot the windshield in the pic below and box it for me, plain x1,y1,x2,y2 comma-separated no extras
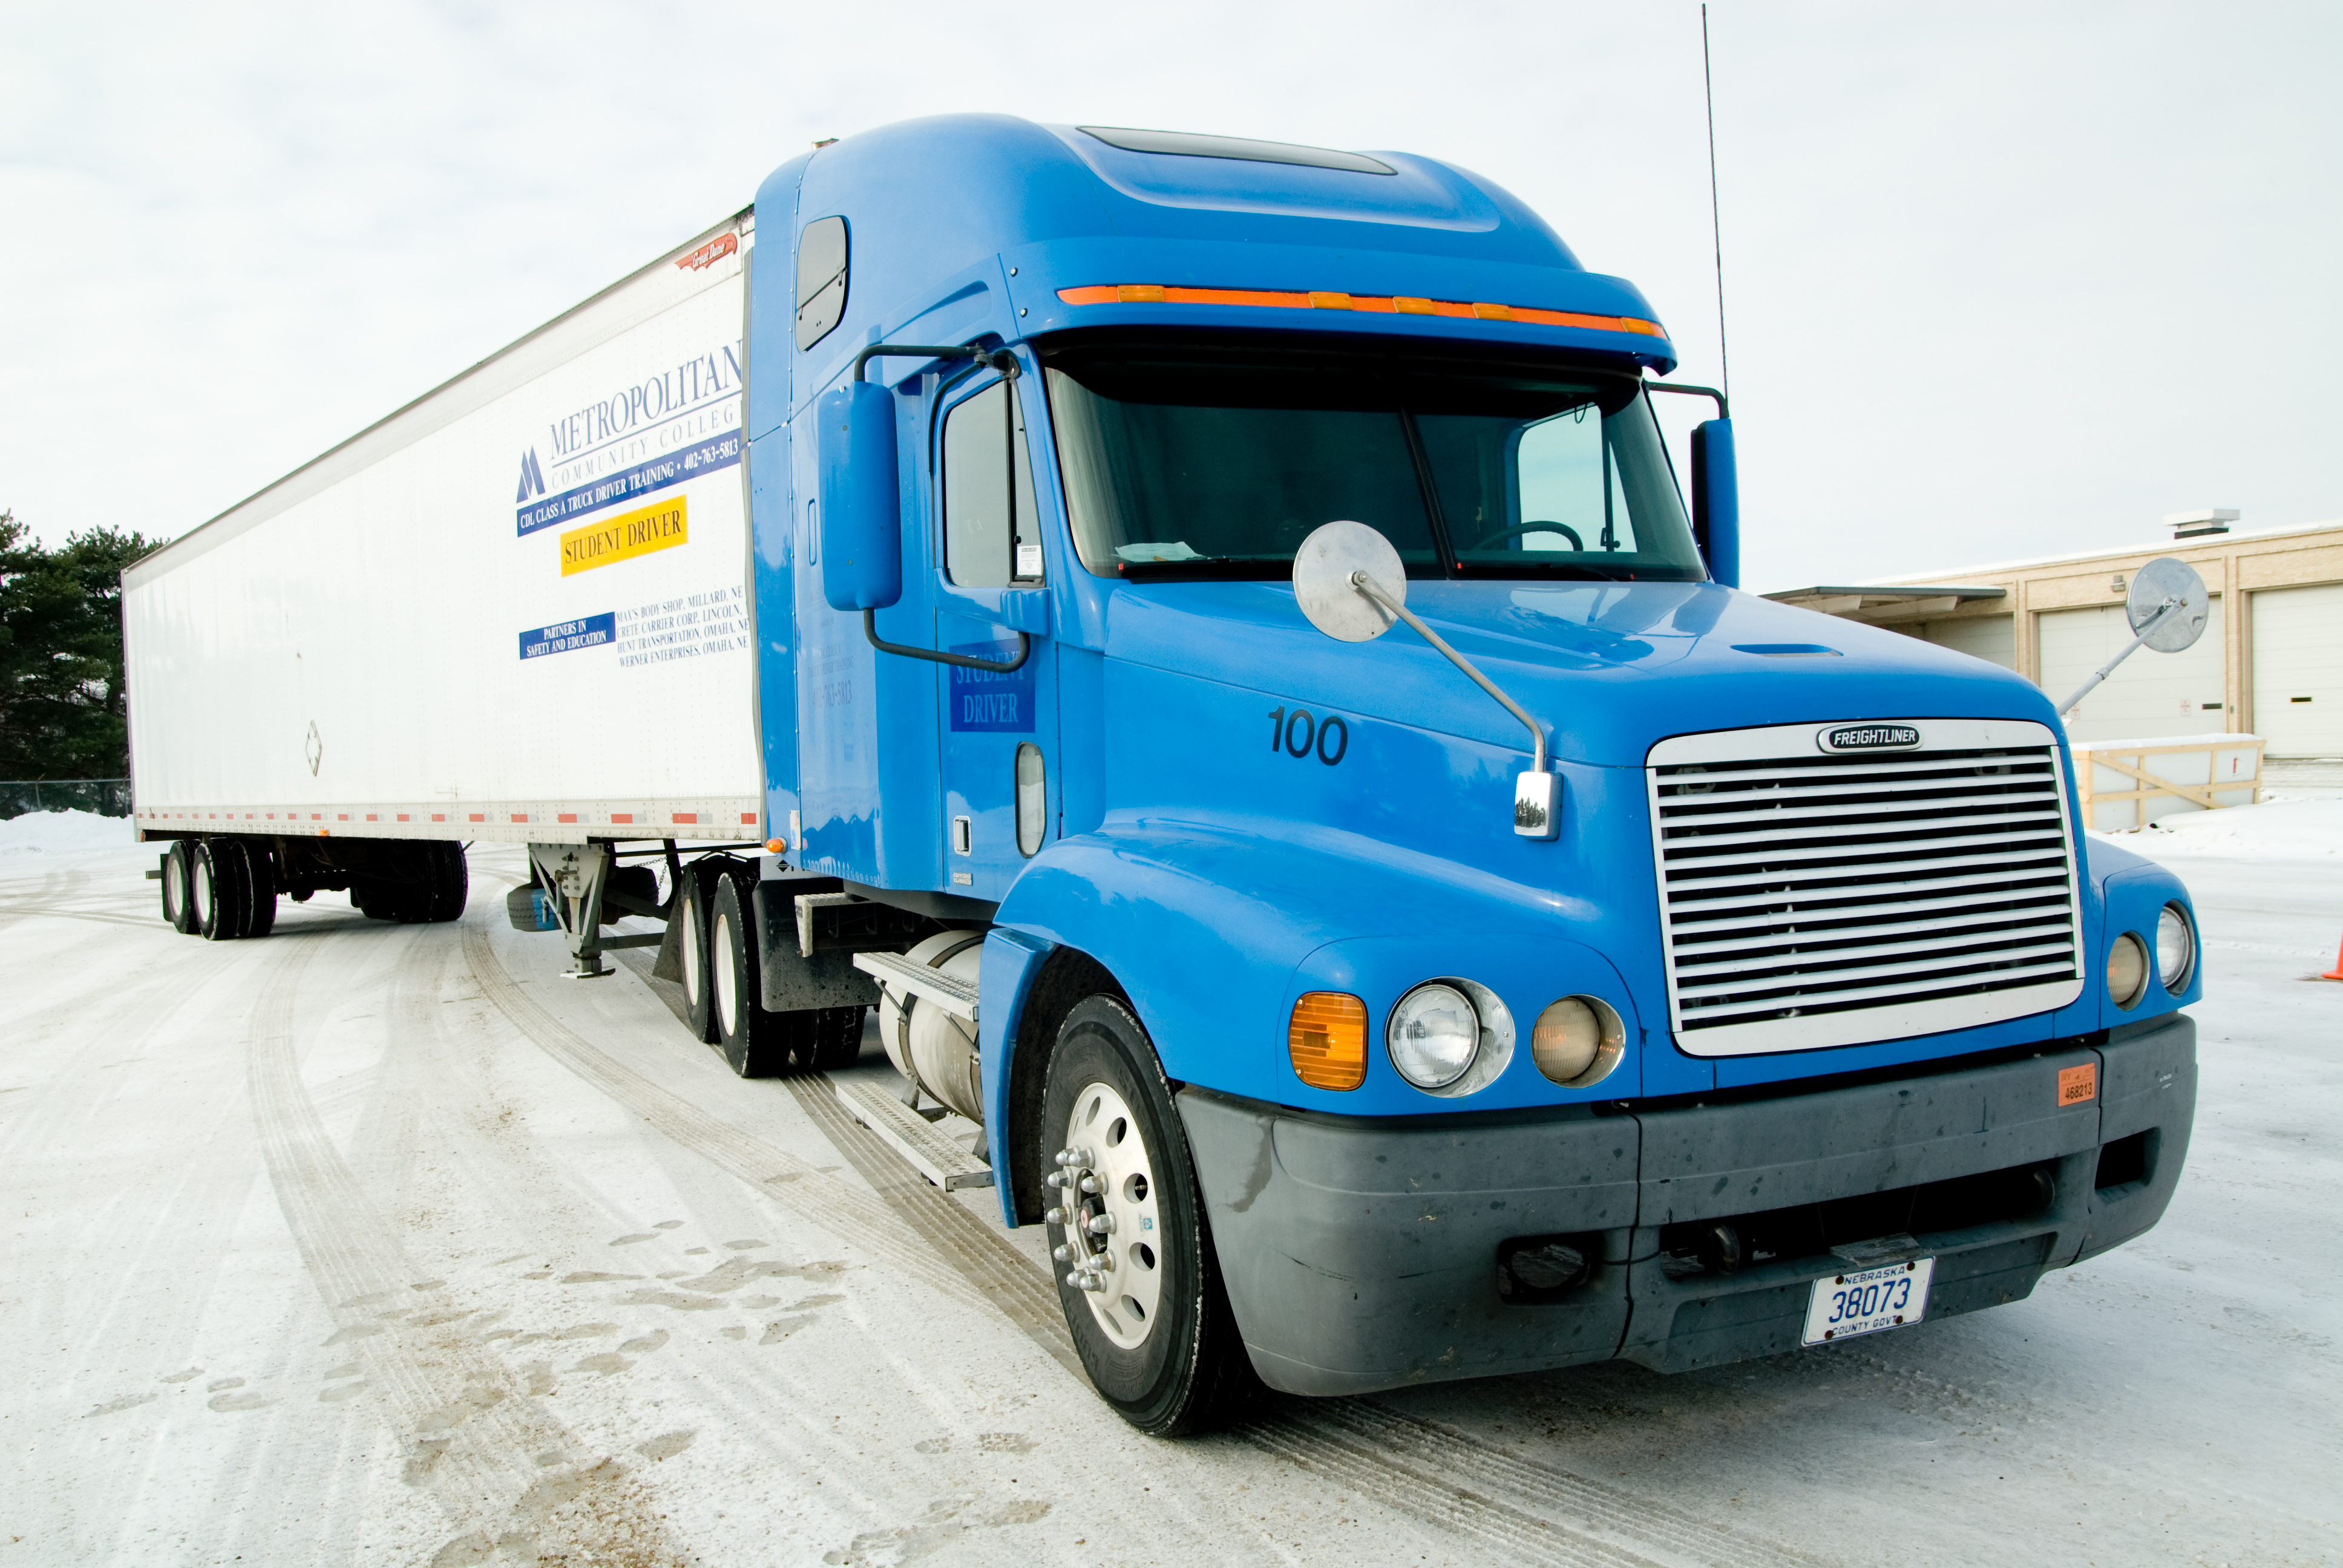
1043,338,1704,582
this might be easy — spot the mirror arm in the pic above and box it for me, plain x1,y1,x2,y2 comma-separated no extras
2056,596,2180,716
863,609,1029,673
1349,572,1547,773
1645,380,1729,418
855,341,1017,383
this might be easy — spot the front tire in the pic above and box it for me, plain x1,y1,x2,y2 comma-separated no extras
1042,996,1254,1436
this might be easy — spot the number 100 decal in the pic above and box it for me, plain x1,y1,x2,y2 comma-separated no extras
1268,705,1349,766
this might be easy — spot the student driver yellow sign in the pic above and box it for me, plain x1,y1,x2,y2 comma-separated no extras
560,497,686,575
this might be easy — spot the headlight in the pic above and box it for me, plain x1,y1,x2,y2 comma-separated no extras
2106,932,2149,1010
1530,996,1626,1087
1387,983,1480,1090
2156,903,2195,992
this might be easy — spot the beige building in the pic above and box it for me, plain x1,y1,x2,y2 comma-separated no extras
1766,515,2343,757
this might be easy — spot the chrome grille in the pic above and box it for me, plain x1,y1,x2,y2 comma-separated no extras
1648,731,2081,1053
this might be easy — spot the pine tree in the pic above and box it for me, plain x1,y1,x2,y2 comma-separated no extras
0,512,159,780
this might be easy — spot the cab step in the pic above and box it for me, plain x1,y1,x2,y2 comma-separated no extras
833,1079,995,1191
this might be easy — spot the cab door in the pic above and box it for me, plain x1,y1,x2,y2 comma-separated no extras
934,367,1054,901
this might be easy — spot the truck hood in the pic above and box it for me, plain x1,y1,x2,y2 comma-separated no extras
1103,578,2055,766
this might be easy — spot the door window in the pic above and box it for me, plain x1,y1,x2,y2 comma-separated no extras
942,378,1043,587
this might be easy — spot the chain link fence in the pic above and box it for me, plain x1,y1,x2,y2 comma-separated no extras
0,779,134,820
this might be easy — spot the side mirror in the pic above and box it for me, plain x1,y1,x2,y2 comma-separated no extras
1293,520,1560,841
818,380,902,611
1689,417,1739,589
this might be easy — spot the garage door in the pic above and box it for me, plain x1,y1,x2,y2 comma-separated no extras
2036,598,2228,743
1924,615,2015,670
2252,583,2343,756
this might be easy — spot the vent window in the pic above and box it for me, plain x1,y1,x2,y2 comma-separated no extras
796,215,848,351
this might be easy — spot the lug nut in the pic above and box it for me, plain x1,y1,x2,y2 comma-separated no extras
1044,1172,1066,1189
1051,1244,1074,1263
1044,1206,1068,1227
1054,1148,1075,1167
1078,1174,1103,1195
1087,1213,1116,1235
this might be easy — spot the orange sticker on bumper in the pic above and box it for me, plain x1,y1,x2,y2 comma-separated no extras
2058,1062,2097,1106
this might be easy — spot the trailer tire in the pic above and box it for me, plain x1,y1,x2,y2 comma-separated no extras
709,872,775,1076
194,839,249,942
240,841,277,938
162,843,196,933
677,865,718,1043
421,841,468,923
1042,996,1256,1436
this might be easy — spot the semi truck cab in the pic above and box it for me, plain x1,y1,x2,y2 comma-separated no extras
744,116,2198,1431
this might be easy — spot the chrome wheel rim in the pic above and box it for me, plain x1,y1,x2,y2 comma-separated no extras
192,855,212,927
1051,1080,1165,1350
712,906,738,1037
680,891,701,1005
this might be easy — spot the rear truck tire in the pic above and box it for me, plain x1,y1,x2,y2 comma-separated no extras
161,842,195,933
784,1005,866,1073
194,838,249,942
1042,996,1256,1436
707,868,865,1074
709,871,774,1076
422,841,468,923
240,840,277,938
677,864,718,1043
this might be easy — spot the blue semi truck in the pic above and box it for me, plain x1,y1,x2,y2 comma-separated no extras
130,114,2200,1436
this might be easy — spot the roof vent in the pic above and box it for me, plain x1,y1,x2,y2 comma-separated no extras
1079,125,1395,175
2166,508,2238,540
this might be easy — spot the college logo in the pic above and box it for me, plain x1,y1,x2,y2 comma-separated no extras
1819,724,1922,752
516,448,547,504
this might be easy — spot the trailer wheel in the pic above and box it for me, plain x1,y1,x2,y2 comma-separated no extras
421,842,468,923
194,839,249,941
677,867,718,1043
240,841,277,938
709,872,774,1076
161,843,196,933
1041,997,1255,1436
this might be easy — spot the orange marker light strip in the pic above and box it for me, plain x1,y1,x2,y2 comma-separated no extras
1288,991,1369,1091
1057,283,1664,338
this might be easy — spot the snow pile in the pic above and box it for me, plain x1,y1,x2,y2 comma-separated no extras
2091,795,2343,860
0,809,137,855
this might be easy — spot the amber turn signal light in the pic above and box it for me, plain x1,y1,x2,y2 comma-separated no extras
765,837,788,855
1288,991,1368,1090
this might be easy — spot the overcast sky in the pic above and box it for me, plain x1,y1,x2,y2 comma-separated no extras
2,1,2335,590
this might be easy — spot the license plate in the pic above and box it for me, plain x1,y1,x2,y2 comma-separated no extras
1802,1256,1934,1346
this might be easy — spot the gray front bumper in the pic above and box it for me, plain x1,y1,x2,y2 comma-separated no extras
1177,1014,2195,1397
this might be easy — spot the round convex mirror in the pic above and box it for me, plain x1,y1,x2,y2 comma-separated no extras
1294,520,1404,642
2127,556,2210,653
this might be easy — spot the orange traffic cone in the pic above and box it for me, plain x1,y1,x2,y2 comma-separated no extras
2325,932,2343,981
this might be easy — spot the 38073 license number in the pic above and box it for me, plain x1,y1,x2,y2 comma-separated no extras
1801,1256,1935,1346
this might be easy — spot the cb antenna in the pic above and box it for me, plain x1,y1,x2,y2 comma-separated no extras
1702,2,1731,402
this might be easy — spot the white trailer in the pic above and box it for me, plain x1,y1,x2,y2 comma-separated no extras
125,214,761,851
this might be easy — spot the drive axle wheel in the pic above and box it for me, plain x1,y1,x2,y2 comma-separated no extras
1041,996,1253,1436
676,866,718,1043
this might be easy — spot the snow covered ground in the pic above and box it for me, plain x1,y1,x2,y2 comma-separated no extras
0,807,2336,1566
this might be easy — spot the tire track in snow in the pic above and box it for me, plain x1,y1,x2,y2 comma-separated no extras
246,927,685,1566
790,1075,1807,1568
483,892,1815,1568
457,915,997,1314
